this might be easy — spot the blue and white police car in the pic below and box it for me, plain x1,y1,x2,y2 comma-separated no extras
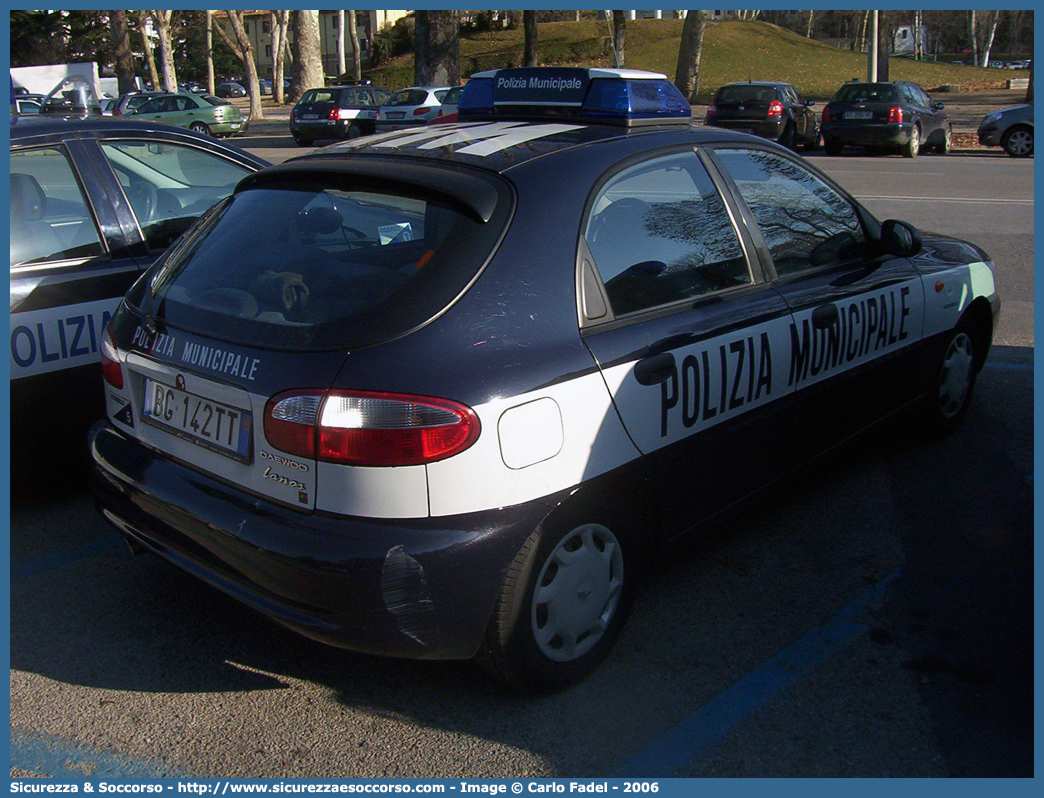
90,68,1000,691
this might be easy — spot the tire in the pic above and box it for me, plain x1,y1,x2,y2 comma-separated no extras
902,125,921,158
824,137,842,156
922,317,979,437
477,501,646,692
804,127,821,151
346,122,363,139
189,121,210,136
934,124,952,155
292,134,313,147
1001,125,1033,158
779,123,797,151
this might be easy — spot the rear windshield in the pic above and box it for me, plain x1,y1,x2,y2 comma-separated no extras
130,176,511,351
201,94,230,106
386,89,429,107
832,83,899,103
716,85,778,103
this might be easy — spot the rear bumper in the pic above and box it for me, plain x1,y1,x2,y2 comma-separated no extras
209,121,242,135
90,421,555,660
822,122,913,147
705,117,786,139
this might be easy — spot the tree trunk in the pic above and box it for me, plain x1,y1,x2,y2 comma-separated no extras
110,11,136,94
225,10,263,121
612,11,626,68
414,11,459,86
290,10,324,104
981,10,999,67
969,10,978,68
1027,57,1034,102
206,11,215,95
348,10,362,82
136,11,160,90
806,10,814,39
674,10,705,103
859,10,869,53
337,10,346,77
153,11,178,92
273,11,289,104
524,11,539,67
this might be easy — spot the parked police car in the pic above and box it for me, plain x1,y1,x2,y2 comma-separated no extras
10,115,267,455
90,68,999,691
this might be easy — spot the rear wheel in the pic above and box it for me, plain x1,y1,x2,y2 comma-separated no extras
779,122,797,150
346,122,363,139
902,125,921,158
1002,125,1033,157
477,501,645,692
189,121,210,136
824,137,842,156
292,133,313,147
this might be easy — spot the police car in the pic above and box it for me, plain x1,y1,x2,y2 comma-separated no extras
9,115,267,454
90,68,1000,691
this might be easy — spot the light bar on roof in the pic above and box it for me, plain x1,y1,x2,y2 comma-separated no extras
457,67,691,127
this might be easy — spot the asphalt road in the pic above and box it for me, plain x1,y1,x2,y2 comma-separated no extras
10,153,1033,778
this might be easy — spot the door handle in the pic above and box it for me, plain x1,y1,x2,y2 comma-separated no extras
634,352,676,386
812,303,839,329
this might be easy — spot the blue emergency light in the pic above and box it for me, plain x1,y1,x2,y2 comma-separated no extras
457,67,691,127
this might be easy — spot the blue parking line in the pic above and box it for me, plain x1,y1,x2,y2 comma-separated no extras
11,534,124,580
10,728,192,778
617,570,901,777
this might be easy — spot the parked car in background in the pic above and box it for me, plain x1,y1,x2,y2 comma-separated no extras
15,98,42,115
133,92,243,137
704,81,819,150
259,79,273,96
10,115,267,455
99,98,116,116
290,83,390,145
376,86,454,132
216,82,247,98
433,84,464,120
113,90,168,117
820,80,951,157
978,102,1033,157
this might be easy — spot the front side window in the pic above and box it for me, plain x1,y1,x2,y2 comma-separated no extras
716,149,867,277
10,146,105,267
584,151,750,316
100,140,252,252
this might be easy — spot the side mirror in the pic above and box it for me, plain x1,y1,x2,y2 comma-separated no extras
806,100,816,107
933,102,945,110
881,219,922,257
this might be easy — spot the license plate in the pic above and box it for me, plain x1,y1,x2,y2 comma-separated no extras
142,378,252,462
845,111,874,120
301,114,318,120
388,112,405,119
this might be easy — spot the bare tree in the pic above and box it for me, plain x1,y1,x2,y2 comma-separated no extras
806,10,815,39
612,11,626,68
290,10,324,104
981,10,1000,67
152,11,178,92
225,11,264,120
524,10,539,67
414,11,460,86
348,9,362,82
110,10,136,94
969,10,978,67
337,10,346,77
135,11,160,89
1027,55,1034,102
674,10,706,103
206,10,215,95
271,10,290,104
859,10,869,53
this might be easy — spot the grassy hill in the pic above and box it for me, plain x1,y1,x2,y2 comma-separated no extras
367,19,1018,102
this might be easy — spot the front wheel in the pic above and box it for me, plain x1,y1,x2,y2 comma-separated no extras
1002,125,1033,157
902,125,921,158
934,124,952,155
921,318,979,437
477,506,644,692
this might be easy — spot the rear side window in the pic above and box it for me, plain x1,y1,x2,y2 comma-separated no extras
134,174,512,351
584,151,750,316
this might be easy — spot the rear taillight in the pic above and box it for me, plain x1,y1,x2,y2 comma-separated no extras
414,107,430,116
264,390,480,467
821,105,831,123
706,103,717,118
100,324,123,389
328,108,340,121
767,100,784,117
889,106,903,124
113,108,121,116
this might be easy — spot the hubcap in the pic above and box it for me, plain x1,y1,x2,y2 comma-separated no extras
1009,130,1032,155
531,524,624,662
938,333,974,418
910,131,919,155
943,127,951,152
